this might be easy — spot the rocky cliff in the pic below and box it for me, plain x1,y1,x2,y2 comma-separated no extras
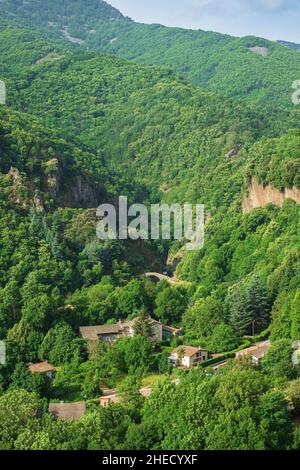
2,160,105,212
243,178,300,213
57,173,105,209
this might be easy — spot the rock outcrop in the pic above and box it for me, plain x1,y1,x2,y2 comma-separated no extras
249,46,269,57
2,159,105,211
5,167,31,209
243,178,300,213
226,145,241,160
42,157,105,208
57,174,105,209
43,158,61,198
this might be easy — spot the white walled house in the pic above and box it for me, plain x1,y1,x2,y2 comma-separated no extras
169,346,209,369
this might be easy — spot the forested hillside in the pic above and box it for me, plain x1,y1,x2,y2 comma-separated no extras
86,23,300,108
0,0,300,452
1,1,300,108
0,0,125,37
1,25,300,210
0,103,163,330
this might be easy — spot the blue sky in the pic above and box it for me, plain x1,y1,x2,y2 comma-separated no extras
108,0,300,42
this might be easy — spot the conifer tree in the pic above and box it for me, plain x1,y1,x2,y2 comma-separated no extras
133,307,154,339
29,208,43,238
229,284,252,336
245,274,270,335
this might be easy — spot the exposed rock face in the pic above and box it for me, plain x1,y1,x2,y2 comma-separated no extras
8,167,21,181
6,167,30,209
57,174,105,209
226,145,241,160
249,46,269,57
61,27,84,45
33,192,45,213
3,160,104,211
243,178,300,213
44,158,61,198
43,158,105,208
167,247,185,275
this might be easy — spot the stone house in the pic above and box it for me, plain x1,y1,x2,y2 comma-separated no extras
80,316,182,345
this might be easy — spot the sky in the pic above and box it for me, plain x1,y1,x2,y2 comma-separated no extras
108,0,300,43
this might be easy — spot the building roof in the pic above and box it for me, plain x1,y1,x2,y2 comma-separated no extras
100,394,120,406
80,324,122,340
251,345,269,360
48,402,86,421
236,341,270,360
123,317,161,330
121,319,136,330
172,346,208,358
162,324,182,335
28,361,56,374
80,317,157,341
80,316,181,341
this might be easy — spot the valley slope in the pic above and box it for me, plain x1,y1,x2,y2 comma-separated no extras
0,1,300,452
1,0,300,108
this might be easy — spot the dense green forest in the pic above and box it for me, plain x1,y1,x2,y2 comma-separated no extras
1,24,300,206
1,0,300,108
0,0,124,35
0,0,300,451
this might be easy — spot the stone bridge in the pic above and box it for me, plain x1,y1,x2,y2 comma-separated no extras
145,272,186,285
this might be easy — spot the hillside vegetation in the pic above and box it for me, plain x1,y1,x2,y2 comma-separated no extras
0,1,299,451
0,0,124,37
1,26,300,210
1,1,300,108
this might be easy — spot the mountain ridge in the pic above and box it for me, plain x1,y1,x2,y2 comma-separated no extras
1,1,300,108
278,40,300,51
0,3,300,451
